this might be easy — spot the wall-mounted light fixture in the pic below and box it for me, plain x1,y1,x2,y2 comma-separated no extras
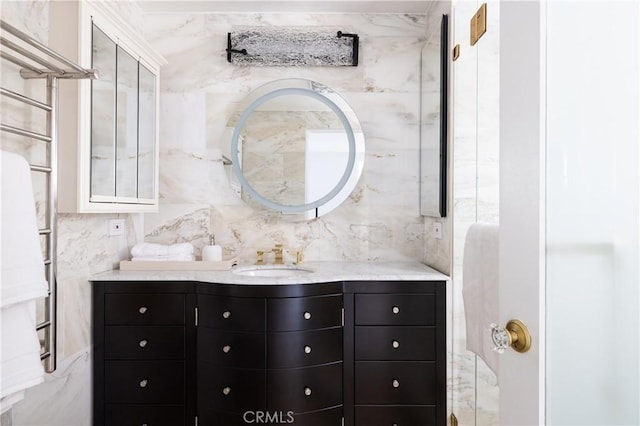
226,27,359,67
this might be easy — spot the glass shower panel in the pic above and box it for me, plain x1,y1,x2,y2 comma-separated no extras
546,2,639,425
451,1,479,425
474,1,500,424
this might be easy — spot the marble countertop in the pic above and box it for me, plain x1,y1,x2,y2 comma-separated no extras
91,261,449,285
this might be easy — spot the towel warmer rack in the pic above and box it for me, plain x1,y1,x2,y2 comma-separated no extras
0,19,96,373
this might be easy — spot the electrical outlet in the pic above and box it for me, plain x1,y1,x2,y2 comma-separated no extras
432,222,443,240
108,219,125,236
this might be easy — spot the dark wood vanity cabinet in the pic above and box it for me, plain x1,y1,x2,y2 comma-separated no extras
344,281,446,426
93,279,445,426
92,281,196,426
196,285,343,426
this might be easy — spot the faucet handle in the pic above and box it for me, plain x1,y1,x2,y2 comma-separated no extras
272,244,284,264
256,250,265,265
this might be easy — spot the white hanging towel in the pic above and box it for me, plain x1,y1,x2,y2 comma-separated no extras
462,223,500,377
1,151,49,411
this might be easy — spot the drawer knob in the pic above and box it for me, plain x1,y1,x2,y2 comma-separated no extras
304,345,312,354
222,310,232,319
392,379,400,388
392,423,398,426
139,379,148,388
138,306,148,314
304,311,312,320
392,306,400,315
223,386,231,395
304,387,312,396
392,340,400,349
139,339,148,348
223,345,232,353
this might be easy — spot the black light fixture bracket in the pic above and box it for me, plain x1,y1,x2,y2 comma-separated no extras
226,33,248,62
336,31,359,66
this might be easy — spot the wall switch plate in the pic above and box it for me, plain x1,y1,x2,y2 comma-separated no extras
108,219,125,236
432,222,443,240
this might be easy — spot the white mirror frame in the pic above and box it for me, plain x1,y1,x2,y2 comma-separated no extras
230,87,357,214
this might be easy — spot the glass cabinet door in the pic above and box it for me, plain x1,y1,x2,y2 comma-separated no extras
115,45,138,199
137,64,156,200
90,24,116,199
90,22,158,205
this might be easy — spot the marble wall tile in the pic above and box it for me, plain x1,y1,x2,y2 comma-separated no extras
1,2,143,424
142,11,430,264
11,350,91,426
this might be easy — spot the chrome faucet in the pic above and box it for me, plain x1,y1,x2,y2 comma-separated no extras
272,244,284,265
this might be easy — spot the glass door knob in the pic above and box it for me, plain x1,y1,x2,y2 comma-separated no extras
490,319,532,354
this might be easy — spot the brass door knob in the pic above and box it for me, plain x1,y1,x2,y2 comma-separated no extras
491,319,532,353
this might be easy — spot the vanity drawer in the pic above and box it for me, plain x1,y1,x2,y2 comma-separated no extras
198,294,265,331
268,362,342,413
355,326,435,361
198,328,265,368
268,294,342,331
105,326,185,360
355,294,435,326
354,362,437,405
198,364,266,412
104,360,185,404
293,405,343,426
196,409,245,426
104,404,185,426
196,407,343,426
105,294,185,325
355,405,436,426
268,327,342,368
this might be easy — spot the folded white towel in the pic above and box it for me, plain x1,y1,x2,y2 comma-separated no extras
1,301,45,408
130,242,194,258
462,223,499,377
1,151,49,308
131,254,195,262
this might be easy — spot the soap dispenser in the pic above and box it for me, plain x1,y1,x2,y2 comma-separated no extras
202,234,222,262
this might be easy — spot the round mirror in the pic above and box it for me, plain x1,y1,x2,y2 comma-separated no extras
226,79,365,218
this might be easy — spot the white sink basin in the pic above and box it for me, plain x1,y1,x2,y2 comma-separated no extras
233,265,314,278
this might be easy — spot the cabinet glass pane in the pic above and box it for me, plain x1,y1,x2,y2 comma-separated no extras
138,64,156,200
90,24,116,198
116,46,138,198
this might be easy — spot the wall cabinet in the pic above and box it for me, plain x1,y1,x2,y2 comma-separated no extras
51,2,165,213
92,280,445,426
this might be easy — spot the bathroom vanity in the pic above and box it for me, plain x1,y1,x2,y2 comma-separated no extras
91,262,447,426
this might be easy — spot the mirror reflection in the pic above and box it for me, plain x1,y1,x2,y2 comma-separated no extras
90,24,116,197
225,79,365,219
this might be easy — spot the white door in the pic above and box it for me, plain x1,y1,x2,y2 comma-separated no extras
499,2,640,425
498,2,545,424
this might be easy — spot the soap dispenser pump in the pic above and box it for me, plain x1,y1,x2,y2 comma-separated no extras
202,234,222,262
